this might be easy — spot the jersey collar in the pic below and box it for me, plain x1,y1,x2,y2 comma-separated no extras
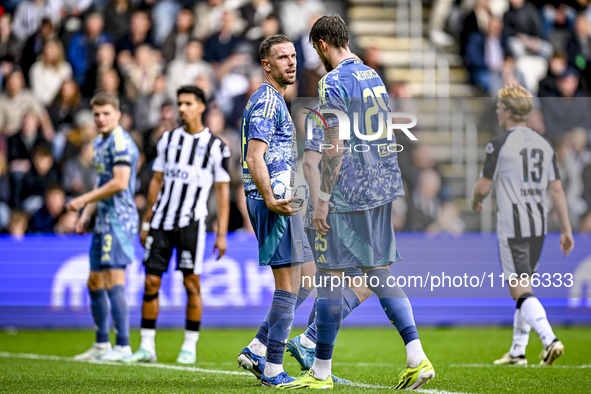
262,82,279,94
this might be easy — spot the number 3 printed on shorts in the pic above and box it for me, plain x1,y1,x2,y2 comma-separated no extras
103,234,113,252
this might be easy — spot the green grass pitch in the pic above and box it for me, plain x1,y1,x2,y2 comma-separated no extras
1,327,590,393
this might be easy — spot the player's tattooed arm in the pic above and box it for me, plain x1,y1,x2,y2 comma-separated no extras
320,125,344,195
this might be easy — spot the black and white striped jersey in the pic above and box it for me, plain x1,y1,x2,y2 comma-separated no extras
482,126,560,239
150,126,231,230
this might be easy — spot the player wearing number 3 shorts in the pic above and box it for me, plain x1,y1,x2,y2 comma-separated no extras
472,84,574,366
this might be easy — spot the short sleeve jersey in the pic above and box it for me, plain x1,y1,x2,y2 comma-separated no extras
315,57,405,212
93,126,140,234
241,82,296,199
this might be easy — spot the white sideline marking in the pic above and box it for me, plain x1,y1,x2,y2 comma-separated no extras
0,352,250,376
449,363,591,369
0,352,468,393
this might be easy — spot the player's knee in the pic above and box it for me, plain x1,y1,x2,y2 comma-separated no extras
352,284,373,302
183,275,201,296
87,272,104,291
144,275,162,294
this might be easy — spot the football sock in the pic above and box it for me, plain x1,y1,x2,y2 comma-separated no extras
510,308,530,357
303,287,360,345
108,285,130,347
89,289,110,344
181,320,200,354
313,272,343,379
265,290,297,372
366,270,424,367
295,286,312,311
247,337,267,358
263,361,284,379
518,294,556,348
308,298,317,326
140,318,156,353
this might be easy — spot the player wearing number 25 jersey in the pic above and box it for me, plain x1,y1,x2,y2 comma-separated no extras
472,84,574,367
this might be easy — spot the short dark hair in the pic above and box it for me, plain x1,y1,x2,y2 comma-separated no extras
90,91,120,110
309,15,349,49
177,85,206,104
33,144,53,158
259,34,293,61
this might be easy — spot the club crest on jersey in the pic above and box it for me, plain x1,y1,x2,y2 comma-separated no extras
257,120,272,134
485,142,495,154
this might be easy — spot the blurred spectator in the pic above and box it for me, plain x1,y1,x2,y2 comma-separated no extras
48,79,84,131
116,9,153,56
363,46,386,83
538,52,568,96
61,109,96,162
279,0,324,39
580,209,591,232
8,209,28,239
54,210,78,234
406,169,443,231
540,67,591,140
0,69,54,137
0,151,10,230
7,111,47,173
240,0,275,43
214,44,253,118
162,7,195,64
19,144,60,212
583,162,591,213
29,184,65,233
252,14,281,60
229,72,263,129
29,39,73,105
102,0,132,42
0,14,23,64
167,39,215,99
20,18,55,84
150,0,182,47
503,0,553,59
540,1,577,38
566,13,591,92
427,201,466,235
134,73,168,133
143,100,177,163
204,10,242,65
61,139,96,196
60,0,94,18
11,0,61,41
67,13,112,86
124,44,162,101
98,67,131,113
192,0,225,41
465,17,508,93
82,42,122,98
459,0,494,57
295,13,324,97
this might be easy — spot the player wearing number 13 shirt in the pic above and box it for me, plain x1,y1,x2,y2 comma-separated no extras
472,84,574,367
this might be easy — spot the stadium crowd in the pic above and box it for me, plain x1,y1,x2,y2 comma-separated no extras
0,0,590,237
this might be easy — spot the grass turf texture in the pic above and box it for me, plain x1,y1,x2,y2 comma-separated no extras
1,327,590,393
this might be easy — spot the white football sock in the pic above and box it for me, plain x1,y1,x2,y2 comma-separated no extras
509,308,530,357
406,339,427,368
311,358,332,381
139,328,156,354
520,297,556,348
248,337,267,357
180,330,200,354
300,333,316,348
263,361,284,378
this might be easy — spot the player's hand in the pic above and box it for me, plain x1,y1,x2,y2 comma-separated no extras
471,199,483,212
75,215,90,235
213,235,227,260
66,196,87,212
560,232,574,257
313,200,330,235
267,198,302,216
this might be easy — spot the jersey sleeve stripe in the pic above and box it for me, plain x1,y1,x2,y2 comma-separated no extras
263,87,271,118
267,92,277,119
114,127,126,152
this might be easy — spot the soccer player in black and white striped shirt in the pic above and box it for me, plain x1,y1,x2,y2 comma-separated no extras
472,84,574,366
123,86,231,365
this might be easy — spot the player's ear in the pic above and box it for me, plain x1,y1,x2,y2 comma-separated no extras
261,58,271,72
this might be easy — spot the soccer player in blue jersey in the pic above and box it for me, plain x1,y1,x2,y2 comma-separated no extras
67,92,139,361
235,34,315,387
279,16,434,389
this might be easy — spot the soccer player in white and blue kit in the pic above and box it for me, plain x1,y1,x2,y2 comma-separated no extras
280,16,434,389
67,92,139,361
236,34,313,387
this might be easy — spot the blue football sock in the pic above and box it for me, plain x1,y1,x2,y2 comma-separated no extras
314,273,343,360
304,287,360,344
89,289,110,344
295,286,312,311
266,289,297,365
367,269,419,345
107,285,130,347
254,320,269,347
307,297,317,326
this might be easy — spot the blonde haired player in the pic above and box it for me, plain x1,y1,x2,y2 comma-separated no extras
472,84,574,366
